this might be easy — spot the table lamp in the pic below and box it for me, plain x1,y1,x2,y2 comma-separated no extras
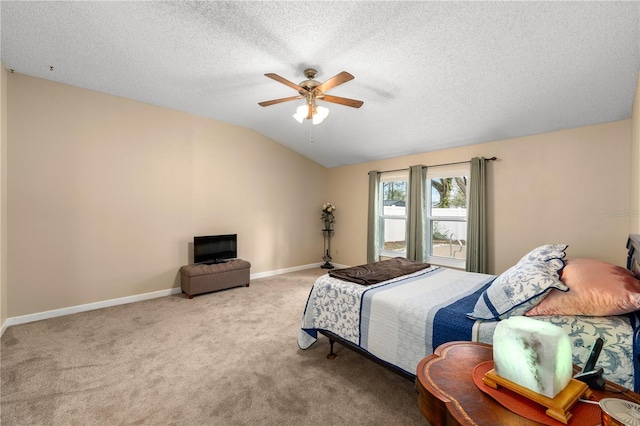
483,316,593,423
492,316,573,398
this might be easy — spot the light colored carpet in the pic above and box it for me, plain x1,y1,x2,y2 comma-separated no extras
1,268,429,425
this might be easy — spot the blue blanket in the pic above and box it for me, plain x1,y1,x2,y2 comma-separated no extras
432,284,491,351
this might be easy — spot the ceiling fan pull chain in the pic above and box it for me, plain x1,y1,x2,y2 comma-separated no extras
309,120,314,143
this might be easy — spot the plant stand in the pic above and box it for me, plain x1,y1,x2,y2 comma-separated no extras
321,228,334,269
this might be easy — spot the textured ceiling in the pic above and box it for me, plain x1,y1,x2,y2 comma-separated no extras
2,1,639,168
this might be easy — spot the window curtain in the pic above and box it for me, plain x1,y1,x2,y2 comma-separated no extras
406,165,426,262
466,157,487,273
367,171,380,263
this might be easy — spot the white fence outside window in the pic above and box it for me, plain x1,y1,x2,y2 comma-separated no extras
383,206,466,242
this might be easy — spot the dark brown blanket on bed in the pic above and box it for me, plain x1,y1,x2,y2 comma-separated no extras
329,257,431,286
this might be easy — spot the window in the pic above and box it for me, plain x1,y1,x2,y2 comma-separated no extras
425,164,469,268
378,170,408,258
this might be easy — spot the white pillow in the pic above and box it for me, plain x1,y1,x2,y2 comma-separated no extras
467,258,568,320
516,244,568,266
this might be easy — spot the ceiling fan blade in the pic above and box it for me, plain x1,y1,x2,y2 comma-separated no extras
264,73,307,93
258,96,300,107
307,104,313,119
322,94,364,108
314,71,354,93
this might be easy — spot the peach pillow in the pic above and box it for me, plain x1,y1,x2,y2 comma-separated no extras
525,258,640,316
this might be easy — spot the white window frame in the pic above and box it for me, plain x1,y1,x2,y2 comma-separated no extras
378,170,409,258
425,164,469,269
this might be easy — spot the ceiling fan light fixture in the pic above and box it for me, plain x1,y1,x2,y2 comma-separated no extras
293,105,308,123
261,68,361,125
312,106,330,125
292,104,330,125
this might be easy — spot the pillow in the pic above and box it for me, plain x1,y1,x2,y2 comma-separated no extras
525,258,640,316
467,258,568,320
517,244,568,266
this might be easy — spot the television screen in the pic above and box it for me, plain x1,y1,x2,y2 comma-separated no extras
194,234,237,264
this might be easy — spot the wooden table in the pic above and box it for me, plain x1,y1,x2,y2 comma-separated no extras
416,341,640,426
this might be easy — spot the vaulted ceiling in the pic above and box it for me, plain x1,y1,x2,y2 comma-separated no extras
2,1,639,168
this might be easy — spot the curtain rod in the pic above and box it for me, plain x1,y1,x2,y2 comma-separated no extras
368,157,497,175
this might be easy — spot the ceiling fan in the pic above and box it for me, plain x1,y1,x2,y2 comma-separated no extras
258,68,363,122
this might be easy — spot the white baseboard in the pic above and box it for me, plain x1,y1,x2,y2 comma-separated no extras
249,262,324,279
4,287,184,330
1,263,331,334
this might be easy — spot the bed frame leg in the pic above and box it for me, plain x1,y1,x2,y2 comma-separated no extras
327,338,337,360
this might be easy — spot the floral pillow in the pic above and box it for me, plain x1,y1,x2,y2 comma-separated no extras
526,258,640,316
517,244,568,266
467,258,568,320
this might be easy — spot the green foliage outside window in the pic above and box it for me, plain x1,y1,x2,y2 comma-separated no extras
383,181,406,203
431,177,467,208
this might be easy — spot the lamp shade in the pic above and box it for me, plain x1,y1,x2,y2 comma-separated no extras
292,105,307,123
312,106,330,125
292,104,330,125
492,316,573,398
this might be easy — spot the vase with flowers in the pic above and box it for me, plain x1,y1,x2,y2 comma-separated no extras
321,202,336,230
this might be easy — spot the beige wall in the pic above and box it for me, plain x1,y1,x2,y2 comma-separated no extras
1,63,7,328
5,70,638,320
7,74,327,317
631,72,640,234
328,120,632,274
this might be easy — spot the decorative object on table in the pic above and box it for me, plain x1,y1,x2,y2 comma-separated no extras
492,316,573,398
483,316,591,424
473,361,601,426
321,202,335,269
599,398,640,426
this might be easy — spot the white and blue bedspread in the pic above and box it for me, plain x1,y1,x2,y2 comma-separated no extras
298,266,640,391
298,266,493,376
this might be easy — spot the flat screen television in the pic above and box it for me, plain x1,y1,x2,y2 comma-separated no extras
193,234,237,264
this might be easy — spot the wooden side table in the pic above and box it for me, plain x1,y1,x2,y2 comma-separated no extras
416,341,640,426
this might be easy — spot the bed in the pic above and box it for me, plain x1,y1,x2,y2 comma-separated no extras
298,235,640,392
